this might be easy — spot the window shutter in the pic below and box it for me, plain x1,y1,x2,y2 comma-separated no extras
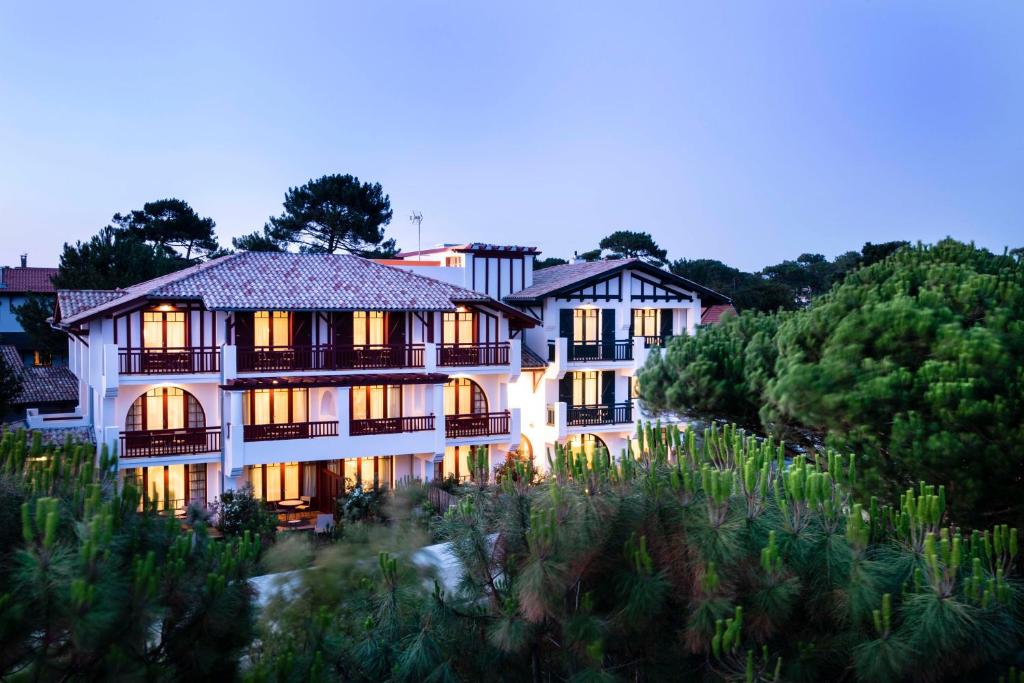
660,309,673,340
559,309,573,342
292,312,312,346
387,312,406,345
559,374,573,405
601,371,614,406
601,309,615,358
332,312,353,345
234,312,253,347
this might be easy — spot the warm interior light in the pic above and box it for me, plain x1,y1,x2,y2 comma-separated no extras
156,304,176,312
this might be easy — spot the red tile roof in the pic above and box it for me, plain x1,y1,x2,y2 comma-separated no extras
58,252,507,325
1,267,58,293
700,304,737,325
0,345,79,406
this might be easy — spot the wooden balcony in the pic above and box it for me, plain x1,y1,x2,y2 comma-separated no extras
445,410,511,439
640,335,672,349
237,344,424,372
242,420,338,442
119,347,220,375
567,341,633,362
566,402,633,427
349,415,435,436
437,342,510,367
119,427,221,458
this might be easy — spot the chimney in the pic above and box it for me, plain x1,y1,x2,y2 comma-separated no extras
20,253,27,268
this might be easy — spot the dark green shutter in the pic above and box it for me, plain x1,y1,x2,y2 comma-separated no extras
601,309,615,358
234,312,253,347
601,371,614,406
559,309,573,342
387,312,406,345
332,312,353,345
292,312,312,346
660,309,673,341
559,374,573,405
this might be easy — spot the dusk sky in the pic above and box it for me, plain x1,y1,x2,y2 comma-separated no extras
2,2,1021,271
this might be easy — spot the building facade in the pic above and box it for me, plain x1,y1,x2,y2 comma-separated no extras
36,246,727,513
45,252,535,511
0,255,62,367
393,244,730,466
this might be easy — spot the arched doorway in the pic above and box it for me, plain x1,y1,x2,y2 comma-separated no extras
126,386,205,432
511,434,534,462
566,433,609,465
444,377,487,415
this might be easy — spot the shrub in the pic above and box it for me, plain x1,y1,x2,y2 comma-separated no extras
214,485,278,540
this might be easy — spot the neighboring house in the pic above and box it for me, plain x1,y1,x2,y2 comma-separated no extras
0,255,62,367
394,245,732,464
701,303,737,325
1,344,78,422
44,251,535,510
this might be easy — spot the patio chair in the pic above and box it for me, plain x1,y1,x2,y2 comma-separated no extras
296,495,311,513
314,514,333,536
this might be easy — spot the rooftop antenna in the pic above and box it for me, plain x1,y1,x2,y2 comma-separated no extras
409,211,423,261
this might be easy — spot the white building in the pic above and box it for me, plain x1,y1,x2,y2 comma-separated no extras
37,245,728,512
392,244,731,465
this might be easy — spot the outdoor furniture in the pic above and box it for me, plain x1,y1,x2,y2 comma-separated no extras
296,495,312,513
314,514,333,536
277,498,303,520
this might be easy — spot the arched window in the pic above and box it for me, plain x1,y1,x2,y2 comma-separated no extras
512,434,534,462
125,387,205,432
444,378,487,415
566,433,609,464
319,390,337,420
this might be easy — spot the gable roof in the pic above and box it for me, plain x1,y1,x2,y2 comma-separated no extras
1,267,59,294
57,290,125,320
701,304,737,325
56,252,516,325
505,258,731,305
0,345,79,406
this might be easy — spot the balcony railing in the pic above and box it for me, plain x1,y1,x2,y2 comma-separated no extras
437,342,510,367
119,347,220,375
445,411,511,439
639,335,672,349
350,415,435,436
120,427,221,458
242,420,338,442
566,403,633,427
237,344,425,372
566,340,633,362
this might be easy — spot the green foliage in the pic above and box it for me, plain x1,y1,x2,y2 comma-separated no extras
237,173,397,256
250,421,1023,681
640,309,784,427
13,293,66,359
534,256,569,270
598,230,667,264
214,485,279,541
645,239,1024,528
339,483,389,522
0,427,259,679
670,240,910,312
0,351,23,417
112,197,220,260
53,225,192,290
764,239,1024,526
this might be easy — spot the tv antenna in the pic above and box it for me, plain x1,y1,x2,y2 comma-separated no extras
409,211,423,260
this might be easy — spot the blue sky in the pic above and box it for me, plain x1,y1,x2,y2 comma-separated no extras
1,1,1021,271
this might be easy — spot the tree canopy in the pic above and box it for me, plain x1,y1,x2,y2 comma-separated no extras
598,229,668,264
53,226,188,291
236,174,397,256
12,294,66,360
533,256,568,270
0,352,22,417
112,198,219,260
642,239,1024,527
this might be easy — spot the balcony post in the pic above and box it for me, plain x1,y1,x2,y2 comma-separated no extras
430,381,445,460
224,391,244,477
510,407,522,450
633,336,648,372
554,401,567,440
547,337,568,380
101,343,120,398
424,341,437,373
508,338,521,381
221,344,237,382
337,387,350,438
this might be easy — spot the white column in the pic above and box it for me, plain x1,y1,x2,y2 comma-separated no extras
424,341,438,372
337,387,350,438
430,382,446,458
223,391,245,479
508,337,521,381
